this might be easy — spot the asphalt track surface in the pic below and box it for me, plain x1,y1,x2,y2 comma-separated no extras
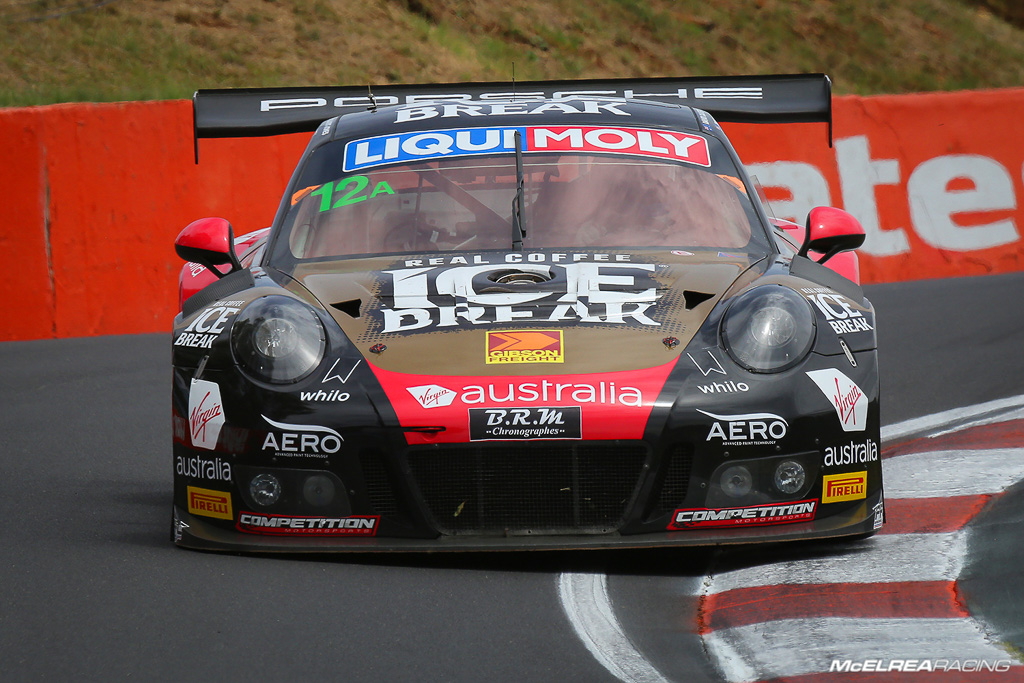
2,271,1024,682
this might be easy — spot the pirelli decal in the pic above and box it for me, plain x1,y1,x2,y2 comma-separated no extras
187,486,233,520
822,471,868,503
486,330,563,364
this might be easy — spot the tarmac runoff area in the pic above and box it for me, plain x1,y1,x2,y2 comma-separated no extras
562,395,1024,682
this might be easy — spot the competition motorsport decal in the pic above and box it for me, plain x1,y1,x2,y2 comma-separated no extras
344,126,711,171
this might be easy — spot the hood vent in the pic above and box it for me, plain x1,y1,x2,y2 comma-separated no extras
331,298,362,318
683,290,715,310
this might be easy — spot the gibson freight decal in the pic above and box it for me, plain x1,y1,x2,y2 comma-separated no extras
669,500,817,529
469,406,582,440
187,486,233,520
237,513,379,536
822,471,868,503
486,330,563,364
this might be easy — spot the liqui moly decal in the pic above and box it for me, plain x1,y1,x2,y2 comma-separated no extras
188,379,225,450
806,368,868,432
344,126,710,171
376,261,661,333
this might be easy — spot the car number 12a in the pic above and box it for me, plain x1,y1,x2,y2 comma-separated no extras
310,176,395,212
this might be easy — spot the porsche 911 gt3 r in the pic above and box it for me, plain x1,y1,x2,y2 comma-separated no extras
171,74,882,551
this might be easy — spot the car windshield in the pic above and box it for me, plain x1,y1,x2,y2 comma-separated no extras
278,139,767,260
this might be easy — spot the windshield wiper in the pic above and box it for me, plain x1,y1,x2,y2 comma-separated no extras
511,130,526,251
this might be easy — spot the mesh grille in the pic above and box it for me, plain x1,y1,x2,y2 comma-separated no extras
406,442,648,535
358,450,400,518
655,444,694,514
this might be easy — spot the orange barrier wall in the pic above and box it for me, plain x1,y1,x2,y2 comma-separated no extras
2,88,1023,341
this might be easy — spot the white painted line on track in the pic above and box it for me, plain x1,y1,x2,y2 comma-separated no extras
706,532,965,593
881,393,1024,443
559,402,1024,683
884,448,1024,498
704,617,1013,683
557,572,670,683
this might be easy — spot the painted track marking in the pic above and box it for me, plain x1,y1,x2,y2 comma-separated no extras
558,398,1024,682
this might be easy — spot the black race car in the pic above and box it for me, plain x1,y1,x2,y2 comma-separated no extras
172,74,882,551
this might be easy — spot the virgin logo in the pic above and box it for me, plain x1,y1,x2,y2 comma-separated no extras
190,393,222,442
806,369,867,432
832,378,863,426
188,379,226,449
407,384,457,408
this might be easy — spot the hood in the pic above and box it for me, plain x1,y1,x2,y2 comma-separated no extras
291,249,763,376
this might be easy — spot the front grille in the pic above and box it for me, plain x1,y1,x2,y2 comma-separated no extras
655,444,694,514
358,449,400,518
406,442,648,536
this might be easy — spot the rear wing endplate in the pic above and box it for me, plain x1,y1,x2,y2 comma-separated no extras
193,73,832,157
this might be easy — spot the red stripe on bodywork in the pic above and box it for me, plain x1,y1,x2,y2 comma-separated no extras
878,495,992,535
368,359,677,444
698,581,967,634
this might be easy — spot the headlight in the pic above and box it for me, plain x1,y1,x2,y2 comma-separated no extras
721,285,815,373
231,295,326,383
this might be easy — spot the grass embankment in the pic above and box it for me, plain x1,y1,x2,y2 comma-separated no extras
1,0,1023,106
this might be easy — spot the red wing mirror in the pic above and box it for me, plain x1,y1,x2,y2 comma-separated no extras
799,207,866,264
174,217,241,279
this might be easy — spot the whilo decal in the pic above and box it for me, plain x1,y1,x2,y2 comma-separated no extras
668,500,816,529
376,261,661,333
343,126,710,171
322,358,361,384
688,350,727,377
697,380,749,394
806,369,868,432
698,409,788,446
188,379,225,450
261,416,343,457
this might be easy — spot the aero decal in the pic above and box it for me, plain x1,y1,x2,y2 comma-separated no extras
806,368,868,432
372,360,677,444
188,379,225,450
344,126,710,171
486,330,563,364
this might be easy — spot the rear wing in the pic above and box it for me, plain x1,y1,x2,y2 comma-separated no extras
193,73,832,156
